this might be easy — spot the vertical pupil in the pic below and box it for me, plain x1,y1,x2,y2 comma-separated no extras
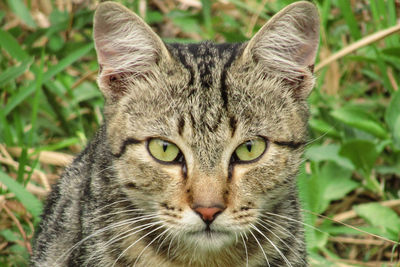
246,141,253,152
162,142,168,152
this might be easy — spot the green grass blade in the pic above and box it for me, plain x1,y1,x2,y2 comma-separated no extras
226,0,269,20
6,0,37,28
0,29,30,61
369,0,383,30
0,170,43,220
42,43,94,81
320,0,331,30
3,84,36,117
200,0,214,39
0,109,13,145
3,43,94,116
0,58,33,87
16,148,28,184
28,49,45,147
337,0,361,40
36,137,81,153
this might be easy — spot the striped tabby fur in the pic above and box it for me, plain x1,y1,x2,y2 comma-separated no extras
31,1,319,266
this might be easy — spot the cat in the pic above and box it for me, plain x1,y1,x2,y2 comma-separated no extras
31,1,319,266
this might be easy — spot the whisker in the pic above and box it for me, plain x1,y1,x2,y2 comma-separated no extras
256,220,306,266
112,225,165,267
94,165,116,176
261,212,324,233
249,228,270,267
167,231,180,259
156,229,174,255
98,222,162,266
240,232,249,267
96,220,161,257
259,217,303,245
133,228,170,266
250,223,292,267
91,208,145,221
91,198,133,214
56,214,158,264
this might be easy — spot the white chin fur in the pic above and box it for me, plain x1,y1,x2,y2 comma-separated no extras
182,230,235,251
172,210,237,251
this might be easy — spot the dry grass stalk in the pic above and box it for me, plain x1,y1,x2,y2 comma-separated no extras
333,258,400,267
304,209,399,245
246,0,270,37
329,236,390,246
333,199,400,222
316,23,400,72
2,202,32,255
0,148,51,191
5,146,74,167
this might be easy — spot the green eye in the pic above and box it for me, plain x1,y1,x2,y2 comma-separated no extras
148,138,182,163
233,137,267,162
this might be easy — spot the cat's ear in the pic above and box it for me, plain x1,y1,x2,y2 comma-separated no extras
94,2,170,99
242,1,319,96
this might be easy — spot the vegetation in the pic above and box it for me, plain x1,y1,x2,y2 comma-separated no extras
0,0,399,266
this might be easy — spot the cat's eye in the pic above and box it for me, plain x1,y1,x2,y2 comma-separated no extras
148,138,182,163
232,137,267,163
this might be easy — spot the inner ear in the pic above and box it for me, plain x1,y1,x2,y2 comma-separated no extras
98,70,133,101
94,2,171,101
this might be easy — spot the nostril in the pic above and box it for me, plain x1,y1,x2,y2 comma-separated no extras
193,206,224,224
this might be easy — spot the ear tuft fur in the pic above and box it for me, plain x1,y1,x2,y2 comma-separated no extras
94,1,170,99
243,1,320,82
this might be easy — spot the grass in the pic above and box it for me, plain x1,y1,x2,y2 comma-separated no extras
1,0,400,266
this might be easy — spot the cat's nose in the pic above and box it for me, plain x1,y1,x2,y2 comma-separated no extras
193,206,225,224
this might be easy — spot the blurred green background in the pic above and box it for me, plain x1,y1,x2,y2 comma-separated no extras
0,0,399,266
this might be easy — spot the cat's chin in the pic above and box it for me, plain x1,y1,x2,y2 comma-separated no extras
183,229,235,250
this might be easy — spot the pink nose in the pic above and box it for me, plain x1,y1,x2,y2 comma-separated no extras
193,206,224,224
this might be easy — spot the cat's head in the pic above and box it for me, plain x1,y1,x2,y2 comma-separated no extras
93,0,319,255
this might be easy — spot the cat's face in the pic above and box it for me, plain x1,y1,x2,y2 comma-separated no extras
94,1,319,254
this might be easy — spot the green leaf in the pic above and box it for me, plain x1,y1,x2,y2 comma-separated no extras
339,140,379,177
0,229,21,242
305,144,354,170
145,11,163,24
320,162,358,212
6,0,37,28
297,165,324,250
354,203,400,240
0,170,42,220
297,164,322,214
376,165,400,176
385,90,400,131
48,34,65,52
309,118,340,138
170,14,202,35
331,106,388,139
0,10,5,24
393,116,400,149
382,47,400,58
